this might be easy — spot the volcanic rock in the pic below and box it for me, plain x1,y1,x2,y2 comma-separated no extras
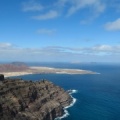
0,77,72,120
0,74,4,81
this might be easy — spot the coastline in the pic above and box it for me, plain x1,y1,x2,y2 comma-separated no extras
1,66,98,77
55,89,78,120
0,77,73,120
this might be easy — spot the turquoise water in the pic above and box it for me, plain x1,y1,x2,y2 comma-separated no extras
13,63,120,120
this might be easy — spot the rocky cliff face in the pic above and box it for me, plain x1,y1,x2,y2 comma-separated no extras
0,75,72,120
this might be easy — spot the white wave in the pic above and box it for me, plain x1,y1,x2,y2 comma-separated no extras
55,109,69,120
65,97,76,109
68,89,78,94
55,89,78,120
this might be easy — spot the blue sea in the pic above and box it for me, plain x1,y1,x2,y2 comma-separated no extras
12,63,120,120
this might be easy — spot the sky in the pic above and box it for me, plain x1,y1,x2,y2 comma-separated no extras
0,0,120,62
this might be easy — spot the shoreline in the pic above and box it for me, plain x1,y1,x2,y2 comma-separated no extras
55,89,78,120
1,66,99,77
0,78,72,120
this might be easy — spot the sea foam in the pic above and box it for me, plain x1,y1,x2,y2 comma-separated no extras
55,89,78,120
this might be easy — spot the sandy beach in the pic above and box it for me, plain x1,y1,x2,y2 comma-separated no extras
2,66,98,77
1,71,33,77
30,66,97,74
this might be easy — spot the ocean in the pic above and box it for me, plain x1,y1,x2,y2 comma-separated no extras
12,63,120,120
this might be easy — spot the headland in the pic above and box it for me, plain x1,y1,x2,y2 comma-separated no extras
0,74,72,120
0,63,98,77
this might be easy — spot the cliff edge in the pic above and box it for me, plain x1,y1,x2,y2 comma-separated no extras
0,75,72,120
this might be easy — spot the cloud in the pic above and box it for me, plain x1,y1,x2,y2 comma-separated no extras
55,0,105,17
21,0,106,22
55,0,68,7
104,18,120,31
37,29,56,35
22,0,44,12
55,0,106,23
1,43,120,62
21,0,120,25
92,45,112,51
0,43,13,49
32,10,58,20
70,45,120,55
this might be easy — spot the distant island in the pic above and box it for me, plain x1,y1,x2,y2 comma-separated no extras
0,74,72,120
0,62,98,77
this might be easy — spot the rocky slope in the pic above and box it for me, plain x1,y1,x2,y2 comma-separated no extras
0,63,28,72
0,75,72,120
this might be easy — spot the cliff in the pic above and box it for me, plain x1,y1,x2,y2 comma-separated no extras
0,75,72,120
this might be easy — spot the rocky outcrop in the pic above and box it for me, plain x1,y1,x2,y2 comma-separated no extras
0,74,4,81
0,75,72,120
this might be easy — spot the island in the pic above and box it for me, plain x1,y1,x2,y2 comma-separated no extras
0,74,72,120
0,63,98,77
